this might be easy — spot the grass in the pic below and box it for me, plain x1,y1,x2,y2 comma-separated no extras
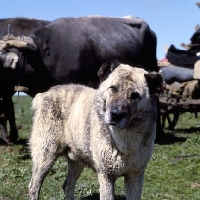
0,96,200,199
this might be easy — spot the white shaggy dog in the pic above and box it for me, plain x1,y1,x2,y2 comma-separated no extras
28,60,163,200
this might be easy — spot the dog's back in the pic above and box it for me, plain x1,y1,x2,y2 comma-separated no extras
30,84,96,157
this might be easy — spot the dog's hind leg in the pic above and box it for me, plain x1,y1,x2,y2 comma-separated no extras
63,157,84,200
28,147,58,200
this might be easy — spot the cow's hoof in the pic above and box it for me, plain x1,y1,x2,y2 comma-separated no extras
0,137,9,145
9,130,18,144
1,136,15,145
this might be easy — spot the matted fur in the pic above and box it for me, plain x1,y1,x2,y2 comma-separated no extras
28,63,163,200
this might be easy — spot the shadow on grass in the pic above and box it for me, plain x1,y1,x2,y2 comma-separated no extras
173,126,200,133
0,138,28,146
16,138,29,146
156,123,200,145
81,193,125,200
156,132,187,145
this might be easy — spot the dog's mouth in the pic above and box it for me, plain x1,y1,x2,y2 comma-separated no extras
109,119,128,129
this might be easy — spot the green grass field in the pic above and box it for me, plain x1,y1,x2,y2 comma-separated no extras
0,96,200,199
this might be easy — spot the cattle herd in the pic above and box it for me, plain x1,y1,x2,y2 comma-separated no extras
0,15,200,199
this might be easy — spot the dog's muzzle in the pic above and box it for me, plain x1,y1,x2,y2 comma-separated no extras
108,108,129,129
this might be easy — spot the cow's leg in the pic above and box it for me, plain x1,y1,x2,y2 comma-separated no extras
97,173,115,200
124,172,144,200
0,95,18,142
0,113,9,141
63,158,84,200
29,147,58,200
5,97,18,142
0,97,10,142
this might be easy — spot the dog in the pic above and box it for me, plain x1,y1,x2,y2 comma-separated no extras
28,60,163,200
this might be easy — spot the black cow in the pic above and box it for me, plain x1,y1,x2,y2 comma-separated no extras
0,18,50,143
0,18,50,36
0,16,163,143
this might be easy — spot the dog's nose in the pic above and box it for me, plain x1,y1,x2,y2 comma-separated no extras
110,109,126,120
109,108,128,128
110,109,119,118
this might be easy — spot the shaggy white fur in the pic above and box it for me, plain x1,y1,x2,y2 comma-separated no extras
28,62,163,200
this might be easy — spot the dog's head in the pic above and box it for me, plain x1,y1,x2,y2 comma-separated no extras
97,60,163,129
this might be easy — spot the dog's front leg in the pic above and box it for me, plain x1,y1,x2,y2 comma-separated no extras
63,158,84,200
124,171,144,200
97,173,115,200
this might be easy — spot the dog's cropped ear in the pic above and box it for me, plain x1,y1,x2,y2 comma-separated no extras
97,59,120,82
144,72,163,99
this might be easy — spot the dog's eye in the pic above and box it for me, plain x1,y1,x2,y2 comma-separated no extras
130,92,140,100
110,85,118,93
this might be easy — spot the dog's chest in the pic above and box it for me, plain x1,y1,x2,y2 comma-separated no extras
92,128,153,176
